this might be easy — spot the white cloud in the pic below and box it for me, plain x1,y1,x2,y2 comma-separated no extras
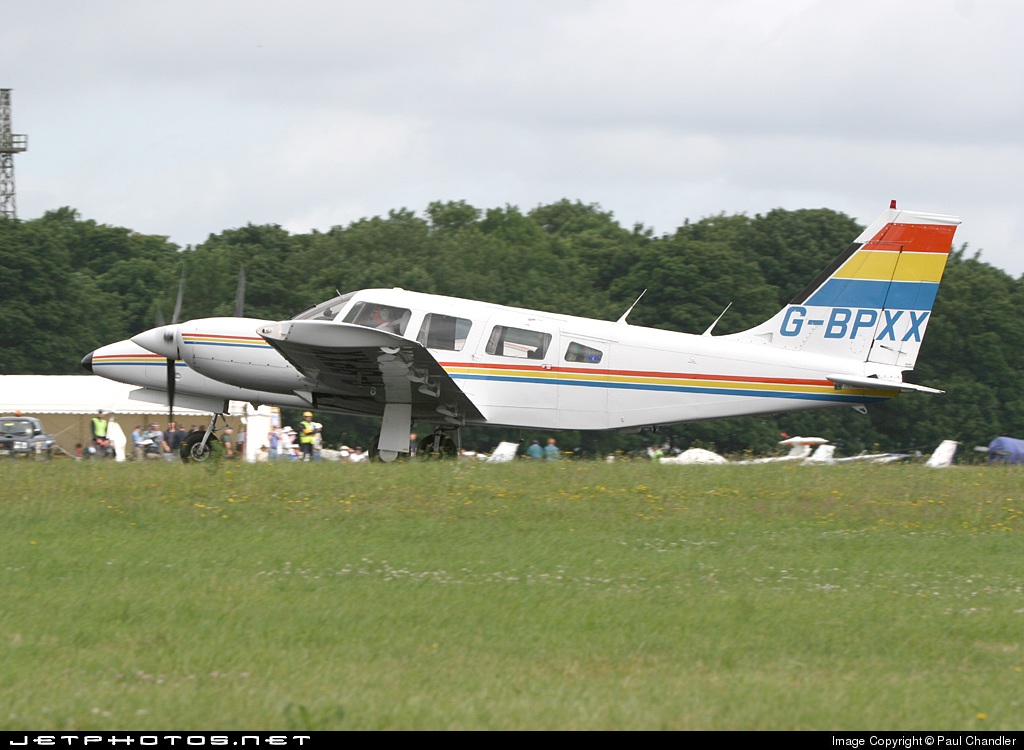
3,0,1022,273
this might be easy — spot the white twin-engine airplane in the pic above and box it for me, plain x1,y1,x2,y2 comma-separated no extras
82,201,960,462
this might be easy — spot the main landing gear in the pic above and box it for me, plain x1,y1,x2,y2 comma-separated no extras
369,425,461,462
417,428,458,460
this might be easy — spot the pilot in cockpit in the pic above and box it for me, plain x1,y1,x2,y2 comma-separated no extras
368,305,410,335
369,305,393,330
344,301,411,335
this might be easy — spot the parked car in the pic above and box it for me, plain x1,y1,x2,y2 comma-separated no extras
0,415,57,459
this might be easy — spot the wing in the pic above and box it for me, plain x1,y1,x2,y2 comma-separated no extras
258,320,485,423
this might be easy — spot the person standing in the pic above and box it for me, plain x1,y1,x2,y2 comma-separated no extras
174,422,188,454
299,411,317,462
145,422,166,458
131,425,145,461
165,422,186,461
91,410,109,458
268,426,281,461
280,427,295,458
312,422,323,461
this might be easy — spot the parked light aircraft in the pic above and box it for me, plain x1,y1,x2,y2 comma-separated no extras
661,438,954,466
660,436,829,465
82,201,960,462
802,443,911,465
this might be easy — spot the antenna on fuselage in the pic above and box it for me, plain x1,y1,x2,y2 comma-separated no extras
702,302,733,336
616,289,647,325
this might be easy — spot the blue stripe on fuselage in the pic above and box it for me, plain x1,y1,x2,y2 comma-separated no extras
450,373,887,404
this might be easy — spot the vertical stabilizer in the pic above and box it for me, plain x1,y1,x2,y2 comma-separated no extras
728,204,960,371
925,440,958,468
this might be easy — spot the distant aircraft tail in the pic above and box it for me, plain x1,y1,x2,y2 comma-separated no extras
729,202,960,372
925,439,959,468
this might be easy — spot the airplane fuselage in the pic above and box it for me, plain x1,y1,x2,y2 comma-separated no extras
89,287,895,432
82,204,960,459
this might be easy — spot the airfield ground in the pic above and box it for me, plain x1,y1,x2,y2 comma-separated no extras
2,460,1021,730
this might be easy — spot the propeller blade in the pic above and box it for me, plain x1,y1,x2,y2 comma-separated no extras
171,268,186,325
166,267,185,423
166,356,176,424
154,304,166,328
234,265,246,317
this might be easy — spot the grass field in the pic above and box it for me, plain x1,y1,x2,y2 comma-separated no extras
1,459,1022,730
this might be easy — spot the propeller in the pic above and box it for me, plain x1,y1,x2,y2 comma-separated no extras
171,267,185,325
166,268,186,426
149,263,242,430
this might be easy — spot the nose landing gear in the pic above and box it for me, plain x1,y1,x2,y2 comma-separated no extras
180,413,226,463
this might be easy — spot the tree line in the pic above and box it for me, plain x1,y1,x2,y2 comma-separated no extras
2,201,1021,457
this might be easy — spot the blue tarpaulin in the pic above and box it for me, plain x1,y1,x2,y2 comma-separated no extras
986,436,1024,465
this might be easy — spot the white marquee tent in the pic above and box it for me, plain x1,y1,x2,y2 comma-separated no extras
0,375,275,461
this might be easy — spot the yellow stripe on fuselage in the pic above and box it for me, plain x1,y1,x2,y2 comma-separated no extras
442,366,891,398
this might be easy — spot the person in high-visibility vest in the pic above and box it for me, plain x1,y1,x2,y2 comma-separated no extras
91,410,109,458
299,411,317,462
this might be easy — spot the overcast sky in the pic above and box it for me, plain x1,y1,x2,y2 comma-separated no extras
4,0,1022,276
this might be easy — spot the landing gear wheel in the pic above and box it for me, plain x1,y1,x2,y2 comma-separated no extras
180,432,220,463
367,434,387,462
418,434,457,460
368,434,403,462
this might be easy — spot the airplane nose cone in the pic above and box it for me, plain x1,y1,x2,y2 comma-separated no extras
81,352,94,373
132,325,179,359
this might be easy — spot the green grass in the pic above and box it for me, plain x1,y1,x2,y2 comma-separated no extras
2,460,1022,730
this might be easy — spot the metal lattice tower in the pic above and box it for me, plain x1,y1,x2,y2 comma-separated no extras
1,89,28,219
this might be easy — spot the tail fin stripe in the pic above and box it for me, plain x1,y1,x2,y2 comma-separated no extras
836,251,947,283
806,279,938,310
881,281,940,311
888,252,948,282
863,222,957,254
836,251,900,281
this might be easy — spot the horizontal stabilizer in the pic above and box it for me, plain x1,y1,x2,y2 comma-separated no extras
826,374,944,395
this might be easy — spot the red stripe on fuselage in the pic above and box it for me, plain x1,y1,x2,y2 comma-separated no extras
439,361,831,387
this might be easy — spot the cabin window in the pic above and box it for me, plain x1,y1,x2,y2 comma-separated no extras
418,314,472,351
485,325,552,359
343,302,412,335
564,341,603,364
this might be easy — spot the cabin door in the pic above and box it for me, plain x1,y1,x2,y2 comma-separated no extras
556,334,611,430
473,313,559,418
